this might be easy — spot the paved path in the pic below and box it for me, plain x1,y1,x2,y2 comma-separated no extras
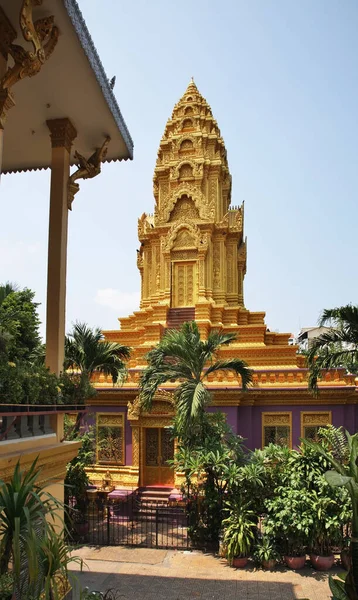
69,546,340,599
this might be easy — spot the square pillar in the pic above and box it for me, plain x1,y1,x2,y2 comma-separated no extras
45,118,77,375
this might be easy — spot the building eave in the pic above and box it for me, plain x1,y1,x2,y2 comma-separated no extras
63,0,133,158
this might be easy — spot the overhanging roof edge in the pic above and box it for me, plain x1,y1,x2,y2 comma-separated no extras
64,0,134,159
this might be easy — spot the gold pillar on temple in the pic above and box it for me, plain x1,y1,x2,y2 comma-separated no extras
138,78,246,314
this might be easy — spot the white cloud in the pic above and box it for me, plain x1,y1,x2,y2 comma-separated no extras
95,288,140,315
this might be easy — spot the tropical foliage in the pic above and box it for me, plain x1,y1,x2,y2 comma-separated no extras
304,427,358,599
0,459,81,599
65,321,130,384
307,304,358,392
172,412,247,545
0,286,100,406
177,417,351,564
222,499,257,561
0,286,41,362
64,418,95,517
140,321,252,435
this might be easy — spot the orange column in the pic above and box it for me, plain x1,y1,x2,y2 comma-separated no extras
45,119,77,375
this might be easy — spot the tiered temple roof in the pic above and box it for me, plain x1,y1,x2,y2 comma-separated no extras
100,80,356,399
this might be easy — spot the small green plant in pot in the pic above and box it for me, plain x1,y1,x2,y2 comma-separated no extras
308,489,346,571
254,535,280,570
222,500,257,568
264,487,311,569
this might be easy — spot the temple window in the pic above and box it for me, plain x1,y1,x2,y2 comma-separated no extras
301,411,332,441
96,413,125,465
178,163,194,180
262,412,292,448
179,139,194,152
182,118,194,130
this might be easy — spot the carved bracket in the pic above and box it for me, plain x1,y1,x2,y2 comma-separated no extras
67,136,111,210
0,1,59,125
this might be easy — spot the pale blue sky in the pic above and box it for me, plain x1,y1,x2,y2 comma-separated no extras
1,0,357,339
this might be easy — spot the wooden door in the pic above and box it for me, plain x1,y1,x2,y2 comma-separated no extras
172,261,196,307
143,428,174,486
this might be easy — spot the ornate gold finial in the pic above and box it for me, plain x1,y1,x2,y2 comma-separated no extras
0,1,59,126
67,136,111,210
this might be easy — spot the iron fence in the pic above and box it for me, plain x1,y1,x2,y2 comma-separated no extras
73,492,189,549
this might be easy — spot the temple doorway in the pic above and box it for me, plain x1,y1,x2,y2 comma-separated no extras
172,261,197,307
143,427,174,486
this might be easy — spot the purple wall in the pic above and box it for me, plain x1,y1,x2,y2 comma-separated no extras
85,402,358,462
207,406,238,433
237,404,353,450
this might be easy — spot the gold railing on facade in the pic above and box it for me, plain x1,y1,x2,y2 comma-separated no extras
92,368,357,388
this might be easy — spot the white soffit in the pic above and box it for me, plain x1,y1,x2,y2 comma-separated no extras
2,0,133,174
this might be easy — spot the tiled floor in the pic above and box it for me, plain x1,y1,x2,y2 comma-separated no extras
69,546,340,599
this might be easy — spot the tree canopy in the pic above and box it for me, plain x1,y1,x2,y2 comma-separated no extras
139,321,252,435
307,304,358,391
0,286,41,362
64,321,130,384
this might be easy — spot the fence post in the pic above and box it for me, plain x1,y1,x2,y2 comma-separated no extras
107,502,110,545
155,507,159,548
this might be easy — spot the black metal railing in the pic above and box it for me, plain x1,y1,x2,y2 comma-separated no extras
72,492,189,549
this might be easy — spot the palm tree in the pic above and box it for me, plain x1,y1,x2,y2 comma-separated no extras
64,321,130,384
139,321,252,435
307,304,358,392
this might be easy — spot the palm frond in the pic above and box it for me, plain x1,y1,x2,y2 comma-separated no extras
203,331,237,355
204,358,253,390
64,321,130,383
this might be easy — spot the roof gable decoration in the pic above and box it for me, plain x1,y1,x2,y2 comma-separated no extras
64,0,133,157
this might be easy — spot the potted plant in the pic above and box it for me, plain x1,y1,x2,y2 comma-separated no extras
64,427,95,537
254,535,280,570
264,487,310,570
308,494,339,571
222,501,256,568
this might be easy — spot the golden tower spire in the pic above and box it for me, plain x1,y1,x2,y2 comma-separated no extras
136,81,246,311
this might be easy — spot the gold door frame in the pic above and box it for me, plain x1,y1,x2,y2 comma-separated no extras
171,259,197,308
127,392,177,487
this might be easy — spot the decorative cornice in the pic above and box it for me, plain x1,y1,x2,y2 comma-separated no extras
47,118,77,152
63,0,133,158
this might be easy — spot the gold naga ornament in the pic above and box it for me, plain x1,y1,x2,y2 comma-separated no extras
67,135,111,209
0,0,59,127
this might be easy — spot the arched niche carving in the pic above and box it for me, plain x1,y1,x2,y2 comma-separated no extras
186,96,193,102
169,195,200,222
162,183,209,223
172,159,202,181
179,139,194,153
178,163,194,180
162,222,208,256
184,106,194,115
173,229,196,248
127,390,176,421
182,118,194,130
